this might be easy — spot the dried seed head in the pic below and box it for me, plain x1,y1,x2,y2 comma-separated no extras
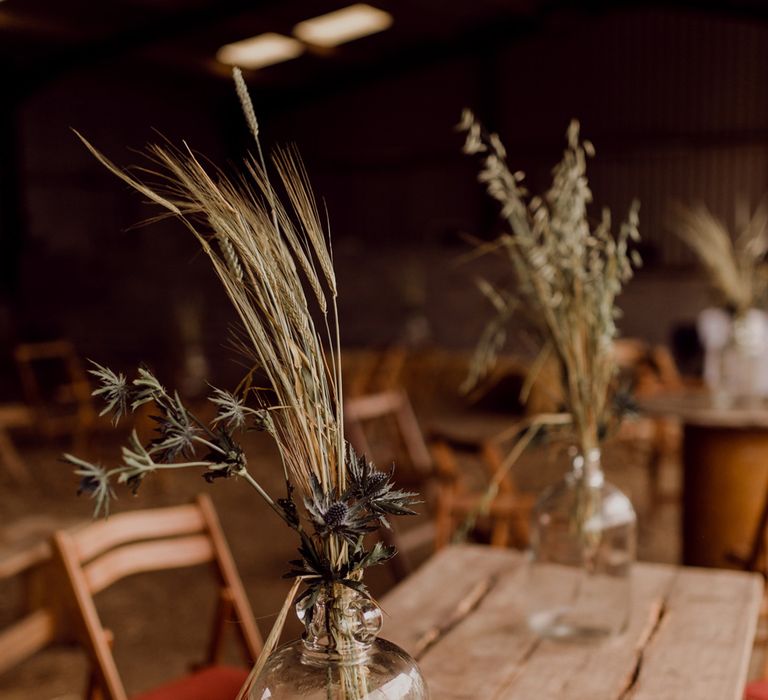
367,471,388,493
323,501,349,529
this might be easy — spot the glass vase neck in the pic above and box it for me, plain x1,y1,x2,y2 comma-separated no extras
296,584,383,664
570,447,604,486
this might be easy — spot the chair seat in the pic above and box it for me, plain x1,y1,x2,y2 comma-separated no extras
450,490,536,517
746,679,768,700
132,665,250,700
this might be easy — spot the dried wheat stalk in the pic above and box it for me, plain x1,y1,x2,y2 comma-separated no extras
68,69,420,699
459,111,641,457
672,201,768,315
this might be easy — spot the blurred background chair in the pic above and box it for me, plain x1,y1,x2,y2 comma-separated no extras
51,494,262,700
344,388,434,490
0,403,34,484
613,338,687,507
343,387,536,563
14,339,97,453
340,345,408,399
429,427,535,550
344,388,437,581
0,533,59,678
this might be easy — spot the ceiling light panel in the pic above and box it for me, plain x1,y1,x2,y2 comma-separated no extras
217,32,304,70
293,4,393,48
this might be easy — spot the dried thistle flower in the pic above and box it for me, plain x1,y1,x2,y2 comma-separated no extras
459,110,641,455
148,393,199,461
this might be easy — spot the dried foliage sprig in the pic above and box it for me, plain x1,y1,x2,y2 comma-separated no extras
66,363,418,608
672,201,768,315
66,72,419,612
458,110,641,456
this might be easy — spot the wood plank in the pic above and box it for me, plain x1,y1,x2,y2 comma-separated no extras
412,555,537,699
0,608,56,674
0,403,34,427
383,546,762,700
83,535,213,593
0,515,83,578
0,540,50,579
629,566,762,700
382,544,522,656
72,503,205,561
498,563,676,700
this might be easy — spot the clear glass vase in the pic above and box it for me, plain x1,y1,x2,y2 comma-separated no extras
718,309,768,408
526,448,636,639
244,583,429,699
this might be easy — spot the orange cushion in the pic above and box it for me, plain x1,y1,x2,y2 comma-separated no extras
132,665,250,700
746,680,768,700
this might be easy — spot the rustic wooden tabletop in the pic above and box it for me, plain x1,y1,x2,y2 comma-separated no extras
382,545,763,700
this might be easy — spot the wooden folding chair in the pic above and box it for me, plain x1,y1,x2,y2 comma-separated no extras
344,388,433,487
51,494,262,700
341,346,408,399
344,388,437,579
14,339,97,452
429,427,536,550
613,339,684,507
0,403,34,483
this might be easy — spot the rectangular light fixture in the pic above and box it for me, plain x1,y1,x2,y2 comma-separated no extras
217,32,304,70
293,4,393,48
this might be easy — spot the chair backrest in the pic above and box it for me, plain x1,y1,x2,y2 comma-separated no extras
343,388,433,483
340,346,408,398
14,339,96,440
51,494,262,700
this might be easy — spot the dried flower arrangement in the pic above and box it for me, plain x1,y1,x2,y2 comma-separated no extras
673,201,768,316
457,111,641,460
65,70,419,696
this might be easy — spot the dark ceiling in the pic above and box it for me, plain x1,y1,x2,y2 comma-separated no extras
4,0,768,101
2,1,534,92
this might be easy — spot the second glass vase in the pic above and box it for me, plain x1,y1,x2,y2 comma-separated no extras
526,448,636,639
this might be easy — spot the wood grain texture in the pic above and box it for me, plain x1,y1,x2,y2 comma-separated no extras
382,545,762,699
682,423,768,568
0,539,50,579
71,503,205,562
0,608,56,675
83,535,214,594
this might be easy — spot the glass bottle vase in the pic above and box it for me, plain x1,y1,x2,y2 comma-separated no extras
526,448,636,639
243,583,429,699
718,309,768,408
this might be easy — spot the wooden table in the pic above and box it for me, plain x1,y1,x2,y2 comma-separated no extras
381,545,762,700
641,392,768,568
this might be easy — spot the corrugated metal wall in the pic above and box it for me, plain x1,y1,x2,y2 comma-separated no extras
497,7,768,266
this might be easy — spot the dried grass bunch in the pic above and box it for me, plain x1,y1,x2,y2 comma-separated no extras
458,111,641,456
65,70,418,658
672,201,768,315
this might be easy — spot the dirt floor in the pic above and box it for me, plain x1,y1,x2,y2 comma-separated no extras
0,404,746,699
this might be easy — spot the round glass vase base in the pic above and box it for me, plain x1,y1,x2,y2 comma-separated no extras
527,607,625,641
245,638,429,700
